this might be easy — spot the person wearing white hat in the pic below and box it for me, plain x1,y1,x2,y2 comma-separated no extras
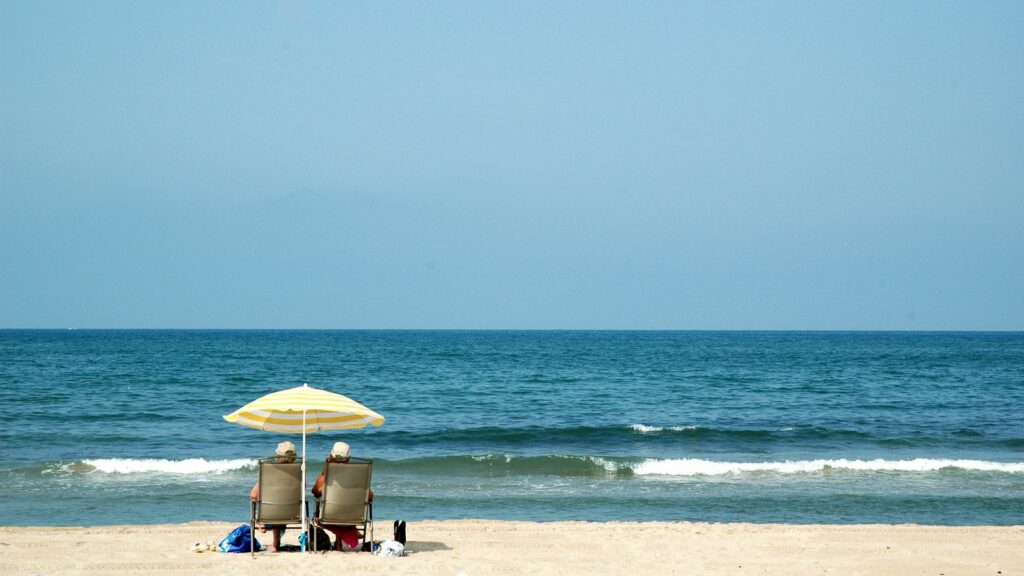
249,441,297,551
312,442,374,551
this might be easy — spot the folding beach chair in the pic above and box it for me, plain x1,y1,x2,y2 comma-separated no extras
311,458,374,552
250,458,306,556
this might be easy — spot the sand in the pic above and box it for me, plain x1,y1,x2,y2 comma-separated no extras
1,520,1020,575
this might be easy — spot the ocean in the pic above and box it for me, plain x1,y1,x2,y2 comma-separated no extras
1,330,1022,526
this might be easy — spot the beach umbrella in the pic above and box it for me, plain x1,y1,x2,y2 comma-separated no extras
223,383,384,542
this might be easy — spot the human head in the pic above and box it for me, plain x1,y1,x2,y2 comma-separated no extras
329,441,351,463
275,440,296,463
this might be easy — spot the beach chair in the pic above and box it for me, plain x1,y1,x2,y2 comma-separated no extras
311,458,374,552
250,458,305,556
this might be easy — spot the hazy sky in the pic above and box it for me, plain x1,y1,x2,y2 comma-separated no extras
2,1,1022,329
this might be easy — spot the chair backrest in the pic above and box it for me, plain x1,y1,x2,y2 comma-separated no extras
256,460,303,525
320,460,372,525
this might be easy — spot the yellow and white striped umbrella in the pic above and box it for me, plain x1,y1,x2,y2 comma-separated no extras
223,383,383,545
223,383,384,433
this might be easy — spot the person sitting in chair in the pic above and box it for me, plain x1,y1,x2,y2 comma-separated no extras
250,441,296,552
312,441,374,551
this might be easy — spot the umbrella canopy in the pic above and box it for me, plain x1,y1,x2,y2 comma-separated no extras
223,383,384,547
223,383,385,432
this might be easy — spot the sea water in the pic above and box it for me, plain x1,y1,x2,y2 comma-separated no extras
1,330,1022,526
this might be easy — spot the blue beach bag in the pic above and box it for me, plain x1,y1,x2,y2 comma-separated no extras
218,524,263,553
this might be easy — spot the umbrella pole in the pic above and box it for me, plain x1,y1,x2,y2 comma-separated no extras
301,408,307,552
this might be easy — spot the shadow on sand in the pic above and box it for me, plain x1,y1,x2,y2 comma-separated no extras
406,541,452,553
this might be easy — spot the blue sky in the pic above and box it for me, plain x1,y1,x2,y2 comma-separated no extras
1,1,1022,329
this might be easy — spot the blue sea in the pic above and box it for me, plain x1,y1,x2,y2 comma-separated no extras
1,330,1022,526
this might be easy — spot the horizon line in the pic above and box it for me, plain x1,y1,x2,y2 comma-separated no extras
2,327,1022,333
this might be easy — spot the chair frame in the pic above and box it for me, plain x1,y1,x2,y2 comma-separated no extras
249,457,306,556
311,457,374,552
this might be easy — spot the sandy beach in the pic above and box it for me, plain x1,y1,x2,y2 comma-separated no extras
1,520,1020,575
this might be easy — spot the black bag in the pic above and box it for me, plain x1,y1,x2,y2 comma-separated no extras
393,520,406,545
304,527,334,551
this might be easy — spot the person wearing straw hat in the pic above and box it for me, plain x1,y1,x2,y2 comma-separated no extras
311,442,374,551
250,441,296,552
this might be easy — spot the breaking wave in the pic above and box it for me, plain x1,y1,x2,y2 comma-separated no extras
628,424,700,433
79,458,256,475
380,455,1024,477
11,455,1023,480
631,458,1024,476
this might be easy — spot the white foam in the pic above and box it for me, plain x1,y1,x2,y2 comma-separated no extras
81,458,256,475
628,424,699,433
470,454,513,463
586,456,621,473
630,458,1024,476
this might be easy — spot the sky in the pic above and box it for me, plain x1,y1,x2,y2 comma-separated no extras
1,1,1022,330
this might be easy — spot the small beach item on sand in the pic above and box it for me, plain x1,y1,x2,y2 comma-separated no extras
218,525,262,553
223,383,385,550
393,520,407,545
298,527,334,552
189,541,216,553
374,540,405,557
361,539,383,552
